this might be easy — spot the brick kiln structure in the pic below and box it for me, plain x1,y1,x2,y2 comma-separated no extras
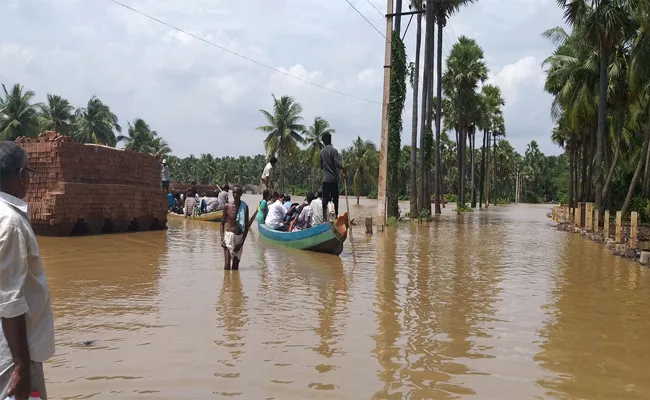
16,132,167,236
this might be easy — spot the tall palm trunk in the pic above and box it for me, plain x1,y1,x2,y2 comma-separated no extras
425,50,435,215
568,144,574,209
394,0,403,33
581,131,588,201
434,13,444,214
409,13,422,216
485,132,491,208
470,129,476,207
594,48,608,213
492,135,496,205
419,2,434,212
479,130,487,207
621,130,650,215
603,109,623,202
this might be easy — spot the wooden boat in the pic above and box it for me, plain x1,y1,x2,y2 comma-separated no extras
167,210,223,222
258,213,349,255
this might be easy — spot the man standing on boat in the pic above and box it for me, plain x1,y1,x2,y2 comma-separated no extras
260,156,277,192
0,142,54,399
319,133,346,222
220,185,249,270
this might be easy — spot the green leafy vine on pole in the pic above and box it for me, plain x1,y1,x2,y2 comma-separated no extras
387,31,408,218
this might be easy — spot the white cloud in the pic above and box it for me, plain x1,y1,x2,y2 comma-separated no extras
0,0,566,157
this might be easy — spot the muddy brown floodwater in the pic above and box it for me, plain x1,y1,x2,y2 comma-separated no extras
37,196,650,399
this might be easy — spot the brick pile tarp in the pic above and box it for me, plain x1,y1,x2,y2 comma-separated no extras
17,133,167,236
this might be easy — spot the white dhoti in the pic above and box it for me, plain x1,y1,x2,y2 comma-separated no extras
223,231,244,259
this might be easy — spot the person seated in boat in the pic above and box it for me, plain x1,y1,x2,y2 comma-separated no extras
256,190,271,225
200,192,208,214
220,184,249,270
310,190,324,226
205,195,220,213
184,189,197,216
217,184,229,211
265,192,289,231
283,194,293,212
291,192,315,231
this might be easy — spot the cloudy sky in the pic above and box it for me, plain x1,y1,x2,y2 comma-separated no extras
1,0,566,158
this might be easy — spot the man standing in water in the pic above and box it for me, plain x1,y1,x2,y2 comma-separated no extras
220,185,250,270
260,156,277,192
0,142,54,399
319,132,346,222
161,159,169,192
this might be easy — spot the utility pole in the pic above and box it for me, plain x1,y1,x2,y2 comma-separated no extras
377,0,394,230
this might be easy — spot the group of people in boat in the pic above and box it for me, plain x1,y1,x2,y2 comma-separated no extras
257,190,334,232
256,132,346,233
162,131,346,270
167,182,231,217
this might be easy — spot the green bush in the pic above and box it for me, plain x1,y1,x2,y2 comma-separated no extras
445,193,458,203
454,204,472,214
367,190,378,199
629,196,650,223
386,216,399,226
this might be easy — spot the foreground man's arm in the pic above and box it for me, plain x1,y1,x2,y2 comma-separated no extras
0,225,31,400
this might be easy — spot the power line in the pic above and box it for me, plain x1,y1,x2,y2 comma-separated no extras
106,0,382,105
344,0,387,40
364,0,385,18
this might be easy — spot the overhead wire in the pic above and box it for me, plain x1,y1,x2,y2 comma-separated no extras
106,0,382,105
343,0,387,40
364,0,385,18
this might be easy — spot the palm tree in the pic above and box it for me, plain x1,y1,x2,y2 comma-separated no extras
556,0,635,214
443,36,488,207
74,96,121,146
117,118,156,152
348,137,379,204
0,83,40,140
433,0,477,213
409,0,424,216
477,84,505,207
37,94,75,135
257,94,306,192
151,136,172,159
304,116,335,189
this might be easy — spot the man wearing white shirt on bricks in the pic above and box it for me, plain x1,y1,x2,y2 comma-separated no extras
0,142,54,400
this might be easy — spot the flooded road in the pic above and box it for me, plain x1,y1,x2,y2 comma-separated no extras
38,197,650,399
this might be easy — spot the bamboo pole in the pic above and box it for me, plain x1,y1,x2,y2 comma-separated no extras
604,210,610,239
592,208,598,232
615,211,622,243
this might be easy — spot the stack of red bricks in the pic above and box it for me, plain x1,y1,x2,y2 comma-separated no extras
17,132,167,236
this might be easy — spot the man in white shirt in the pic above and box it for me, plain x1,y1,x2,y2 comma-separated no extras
0,142,54,400
260,157,277,192
265,192,288,231
310,190,324,226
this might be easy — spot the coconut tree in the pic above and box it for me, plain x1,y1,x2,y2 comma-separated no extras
477,84,505,207
433,0,477,213
37,94,75,135
151,136,172,159
409,0,424,216
304,116,335,189
117,118,156,152
257,94,306,192
442,36,488,207
348,137,379,204
0,83,40,140
74,96,121,146
556,0,635,214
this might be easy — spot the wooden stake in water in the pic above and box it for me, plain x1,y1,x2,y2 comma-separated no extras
592,208,598,232
585,203,593,231
343,177,354,245
604,210,610,239
365,217,373,235
631,211,638,249
616,211,622,243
